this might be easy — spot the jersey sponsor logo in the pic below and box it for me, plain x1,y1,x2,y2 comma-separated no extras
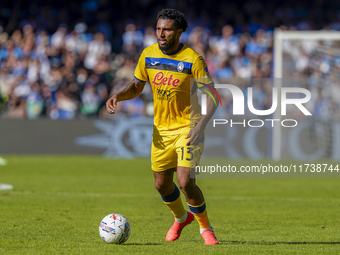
152,71,180,87
156,88,172,101
177,62,184,72
151,61,160,66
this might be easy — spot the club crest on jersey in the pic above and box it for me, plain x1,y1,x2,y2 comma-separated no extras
177,62,184,72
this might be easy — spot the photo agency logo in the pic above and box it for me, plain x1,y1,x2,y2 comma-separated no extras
200,84,312,128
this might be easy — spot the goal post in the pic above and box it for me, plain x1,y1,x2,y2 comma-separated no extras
273,29,340,161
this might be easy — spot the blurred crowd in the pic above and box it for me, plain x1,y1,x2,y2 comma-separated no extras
1,0,340,119
281,39,340,120
0,23,112,119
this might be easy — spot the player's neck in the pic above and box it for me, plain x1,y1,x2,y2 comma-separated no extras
162,42,183,55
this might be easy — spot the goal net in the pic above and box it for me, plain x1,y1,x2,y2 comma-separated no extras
273,30,340,161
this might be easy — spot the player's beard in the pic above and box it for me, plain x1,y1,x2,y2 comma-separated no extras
158,36,177,51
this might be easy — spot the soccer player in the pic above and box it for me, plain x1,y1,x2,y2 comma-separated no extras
106,9,219,245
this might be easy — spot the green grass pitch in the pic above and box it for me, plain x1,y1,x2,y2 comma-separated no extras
0,156,340,254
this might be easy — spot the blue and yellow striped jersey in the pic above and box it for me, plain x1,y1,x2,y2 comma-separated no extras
134,43,211,135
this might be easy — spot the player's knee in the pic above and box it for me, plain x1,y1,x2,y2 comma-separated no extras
154,181,172,195
154,181,163,192
178,180,195,196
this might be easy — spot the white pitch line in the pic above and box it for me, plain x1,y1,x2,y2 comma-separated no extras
0,183,13,191
0,157,7,166
6,190,340,202
9,190,160,198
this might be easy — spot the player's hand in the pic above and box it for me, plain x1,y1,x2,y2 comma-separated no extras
185,124,204,146
106,95,118,114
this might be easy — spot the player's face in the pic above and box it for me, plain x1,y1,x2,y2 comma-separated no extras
156,19,182,52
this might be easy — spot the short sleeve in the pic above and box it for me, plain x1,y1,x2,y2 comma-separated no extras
134,51,148,82
192,56,214,87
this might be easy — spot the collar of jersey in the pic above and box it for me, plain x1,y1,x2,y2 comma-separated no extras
161,43,184,55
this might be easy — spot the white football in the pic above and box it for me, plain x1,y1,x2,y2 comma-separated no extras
99,213,131,244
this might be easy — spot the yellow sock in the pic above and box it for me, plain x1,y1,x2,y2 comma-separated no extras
162,185,186,219
188,201,210,229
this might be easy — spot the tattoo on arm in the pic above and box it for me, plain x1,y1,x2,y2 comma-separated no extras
116,79,145,102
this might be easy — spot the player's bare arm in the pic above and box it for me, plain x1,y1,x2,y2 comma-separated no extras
106,79,146,114
186,89,219,146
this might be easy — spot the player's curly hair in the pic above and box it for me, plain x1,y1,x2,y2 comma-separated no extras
156,9,189,32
